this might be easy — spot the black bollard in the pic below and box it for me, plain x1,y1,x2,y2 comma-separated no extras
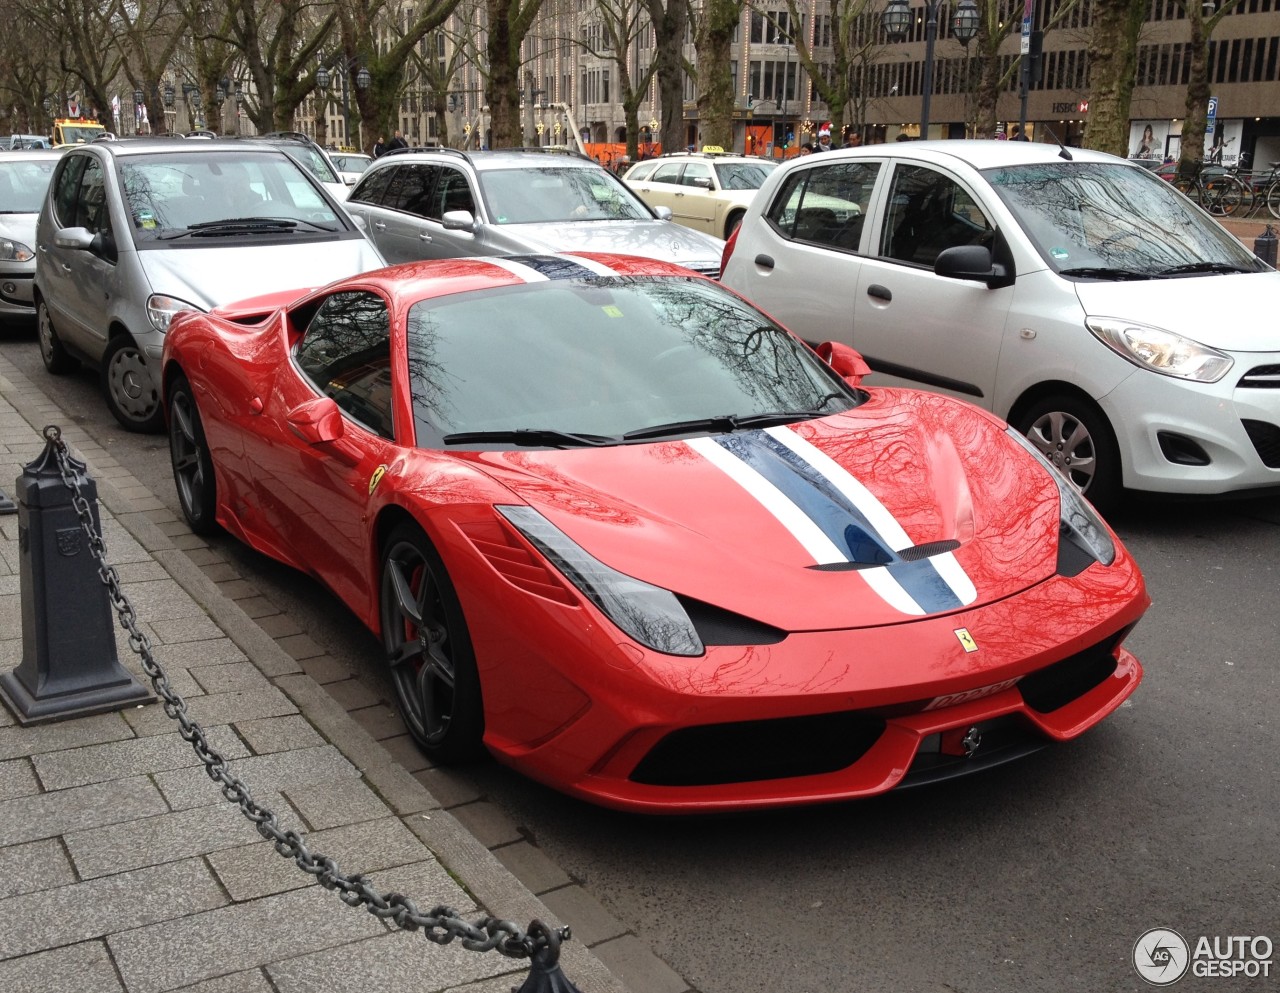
0,429,154,723
1254,224,1277,268
512,923,583,993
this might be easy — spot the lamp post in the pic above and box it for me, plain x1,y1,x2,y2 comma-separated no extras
162,83,176,134
883,0,979,139
316,59,370,151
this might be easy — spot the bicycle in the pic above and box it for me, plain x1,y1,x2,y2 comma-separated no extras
1250,160,1280,219
1171,159,1252,217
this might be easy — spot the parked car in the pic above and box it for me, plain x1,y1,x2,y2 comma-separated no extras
255,132,350,201
4,134,52,150
35,137,385,431
623,149,777,239
330,151,373,185
0,148,63,320
162,251,1148,813
344,148,724,276
721,139,1279,514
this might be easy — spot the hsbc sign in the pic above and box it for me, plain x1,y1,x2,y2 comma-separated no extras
1051,100,1089,114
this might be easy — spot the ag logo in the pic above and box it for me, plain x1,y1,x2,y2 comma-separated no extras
1133,927,1190,986
953,627,978,652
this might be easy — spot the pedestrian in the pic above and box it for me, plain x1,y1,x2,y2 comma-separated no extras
815,126,833,151
1010,124,1029,141
799,143,815,156
373,134,387,157
842,130,862,149
386,130,408,152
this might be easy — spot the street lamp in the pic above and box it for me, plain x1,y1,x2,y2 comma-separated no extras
316,58,370,151
883,0,978,139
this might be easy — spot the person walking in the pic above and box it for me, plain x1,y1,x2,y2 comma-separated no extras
373,134,387,157
386,130,408,152
1010,124,1029,141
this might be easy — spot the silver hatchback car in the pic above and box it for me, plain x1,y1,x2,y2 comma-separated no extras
0,148,62,320
344,148,725,277
35,138,385,431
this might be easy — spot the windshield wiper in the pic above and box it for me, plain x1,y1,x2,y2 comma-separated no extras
1157,261,1257,276
622,410,824,442
1057,266,1151,281
441,428,617,448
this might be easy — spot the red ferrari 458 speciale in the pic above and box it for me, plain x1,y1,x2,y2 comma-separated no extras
161,252,1148,813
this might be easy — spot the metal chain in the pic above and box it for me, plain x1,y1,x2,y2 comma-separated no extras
42,425,566,964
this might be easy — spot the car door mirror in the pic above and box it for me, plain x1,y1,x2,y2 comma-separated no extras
287,396,345,444
441,209,476,231
652,205,673,221
688,177,713,190
815,340,872,385
54,227,95,251
934,244,1014,289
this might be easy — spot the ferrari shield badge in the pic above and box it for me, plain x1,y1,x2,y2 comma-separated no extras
368,465,388,496
953,627,978,653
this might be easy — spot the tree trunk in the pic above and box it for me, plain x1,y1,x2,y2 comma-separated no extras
647,0,689,154
1083,0,1147,155
693,0,740,150
1179,14,1210,176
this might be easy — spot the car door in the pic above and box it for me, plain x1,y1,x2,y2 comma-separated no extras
375,163,442,262
670,161,717,234
634,161,684,217
852,161,1013,408
423,166,479,258
344,164,398,257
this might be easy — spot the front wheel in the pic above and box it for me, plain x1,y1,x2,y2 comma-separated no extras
37,298,76,374
1015,394,1122,516
102,334,164,432
380,522,485,763
168,373,218,534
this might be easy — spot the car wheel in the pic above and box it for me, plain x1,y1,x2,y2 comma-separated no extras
102,335,164,433
724,211,745,240
37,298,76,374
380,522,485,763
1015,394,1122,515
168,373,218,535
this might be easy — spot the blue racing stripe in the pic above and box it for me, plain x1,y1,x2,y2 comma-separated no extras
502,255,601,280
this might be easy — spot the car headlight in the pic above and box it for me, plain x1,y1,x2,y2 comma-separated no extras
146,294,204,333
1087,316,1233,383
0,239,34,262
498,505,704,657
1006,427,1115,567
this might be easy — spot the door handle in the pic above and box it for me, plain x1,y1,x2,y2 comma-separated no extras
373,221,386,231
867,284,892,302
753,254,774,270
419,231,431,241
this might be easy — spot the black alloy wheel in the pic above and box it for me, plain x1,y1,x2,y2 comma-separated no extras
168,374,218,535
37,297,76,374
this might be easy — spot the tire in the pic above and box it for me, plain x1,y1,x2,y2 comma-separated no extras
724,211,745,240
1266,181,1280,221
168,373,218,535
37,297,76,374
380,522,485,763
1015,394,1122,516
102,334,164,432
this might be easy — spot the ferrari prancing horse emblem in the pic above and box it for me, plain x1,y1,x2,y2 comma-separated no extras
954,627,978,652
368,465,387,495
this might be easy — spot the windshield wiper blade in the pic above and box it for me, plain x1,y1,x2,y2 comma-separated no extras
1157,261,1256,276
1057,266,1151,281
622,410,819,442
441,428,617,448
187,217,298,230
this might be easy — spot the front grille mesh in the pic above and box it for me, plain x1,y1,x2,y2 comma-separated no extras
1237,364,1280,389
1242,419,1280,468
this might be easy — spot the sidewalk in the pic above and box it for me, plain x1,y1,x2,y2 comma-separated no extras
0,353,648,992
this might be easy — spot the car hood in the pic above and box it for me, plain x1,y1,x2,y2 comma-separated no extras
466,390,1066,631
485,219,724,267
0,213,38,247
1073,269,1280,352
137,238,385,312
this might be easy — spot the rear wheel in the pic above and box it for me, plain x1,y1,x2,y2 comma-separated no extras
1015,394,1121,516
1266,180,1280,220
168,373,218,534
380,522,485,762
102,334,164,432
724,210,745,240
37,298,76,374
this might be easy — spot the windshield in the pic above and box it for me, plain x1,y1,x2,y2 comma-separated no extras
985,161,1262,276
58,124,103,144
479,167,654,223
405,276,857,447
0,159,58,213
714,160,778,190
119,152,343,242
333,154,371,173
288,145,341,184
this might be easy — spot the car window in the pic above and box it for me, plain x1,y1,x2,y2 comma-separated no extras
715,160,777,190
766,161,878,251
51,154,88,228
432,168,475,219
383,163,439,217
682,163,713,188
0,159,58,213
294,290,395,439
289,144,340,184
349,165,397,206
76,156,110,234
625,161,658,181
651,163,684,185
881,164,993,267
479,167,652,223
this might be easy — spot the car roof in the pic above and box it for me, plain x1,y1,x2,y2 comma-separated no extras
373,147,599,171
807,138,1122,171
67,137,295,159
0,148,65,162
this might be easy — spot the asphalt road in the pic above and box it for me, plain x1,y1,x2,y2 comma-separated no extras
2,324,1276,993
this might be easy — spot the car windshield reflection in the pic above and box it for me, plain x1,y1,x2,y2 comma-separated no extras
479,167,654,224
985,162,1262,277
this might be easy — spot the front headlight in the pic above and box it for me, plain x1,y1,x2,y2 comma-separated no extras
1006,427,1115,567
1087,316,1233,383
146,294,203,333
0,239,34,262
498,505,704,657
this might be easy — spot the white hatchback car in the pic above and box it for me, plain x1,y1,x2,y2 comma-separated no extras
721,139,1279,513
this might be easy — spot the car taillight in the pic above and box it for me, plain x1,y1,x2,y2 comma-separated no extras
720,225,740,276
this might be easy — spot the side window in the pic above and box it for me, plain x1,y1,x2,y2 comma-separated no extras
76,158,110,234
765,161,879,252
431,168,475,219
52,154,88,228
349,165,396,206
294,291,395,440
651,163,683,185
383,163,439,216
682,163,713,188
881,164,993,267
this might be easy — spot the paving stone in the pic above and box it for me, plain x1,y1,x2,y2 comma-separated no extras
147,614,226,644
275,633,326,661
0,756,38,800
231,596,280,619
113,560,172,583
0,775,167,846
590,935,691,993
171,969,275,993
0,837,76,898
190,661,274,695
234,714,326,755
208,817,447,901
539,885,630,947
297,653,357,683
448,801,523,849
413,766,484,809
180,546,227,567
0,710,134,761
169,533,211,551
0,858,227,959
0,939,124,993
283,775,392,830
155,744,358,810
64,795,266,879
32,724,247,790
377,733,432,773
254,612,304,638
325,677,385,712
152,639,248,669
490,840,572,895
107,878,388,993
197,561,241,583
123,685,297,738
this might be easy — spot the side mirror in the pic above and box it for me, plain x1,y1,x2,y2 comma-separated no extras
935,241,1015,289
688,176,713,190
815,341,872,385
441,209,477,232
287,396,345,444
54,226,95,251
652,205,673,221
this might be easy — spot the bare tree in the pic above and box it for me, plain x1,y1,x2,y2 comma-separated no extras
18,0,127,129
644,0,689,154
578,0,657,158
1173,0,1244,176
693,0,742,150
115,0,189,133
1083,0,1147,154
483,0,546,147
0,1,68,134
